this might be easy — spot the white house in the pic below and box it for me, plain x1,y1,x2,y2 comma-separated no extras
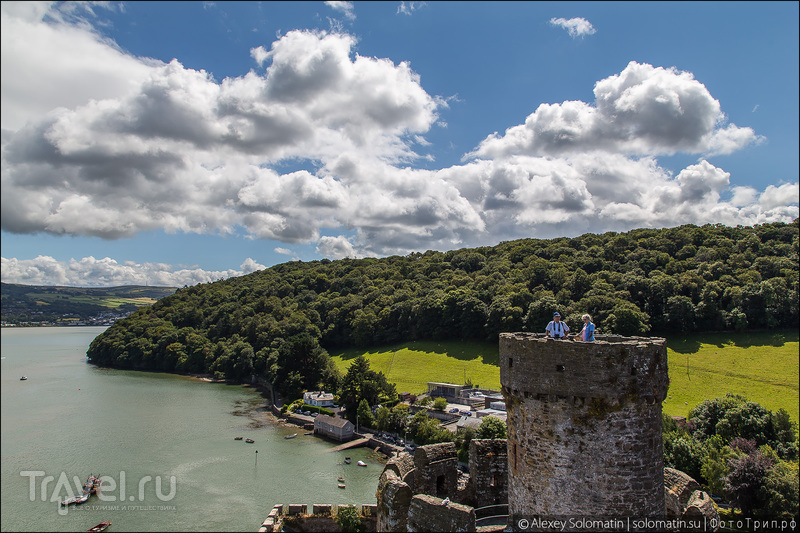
304,391,335,407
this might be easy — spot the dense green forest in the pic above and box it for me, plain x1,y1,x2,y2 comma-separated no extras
87,221,799,399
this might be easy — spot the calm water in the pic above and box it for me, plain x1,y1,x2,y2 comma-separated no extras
1,327,381,532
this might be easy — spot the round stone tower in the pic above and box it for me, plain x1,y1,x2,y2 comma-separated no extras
499,333,669,523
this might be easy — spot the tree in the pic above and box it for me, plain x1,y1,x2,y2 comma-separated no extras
455,427,476,463
605,301,650,336
375,405,390,431
663,432,704,482
387,404,410,434
700,436,738,496
666,295,697,332
759,461,799,519
356,398,375,430
433,397,448,411
339,355,396,424
477,416,507,439
724,449,775,516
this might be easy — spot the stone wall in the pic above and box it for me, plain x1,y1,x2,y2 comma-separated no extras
413,443,458,499
500,333,669,522
406,494,476,532
377,469,413,532
467,439,508,508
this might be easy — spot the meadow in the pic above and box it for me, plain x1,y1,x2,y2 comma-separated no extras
329,329,799,423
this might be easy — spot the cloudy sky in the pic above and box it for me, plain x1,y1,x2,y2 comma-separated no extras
2,1,798,287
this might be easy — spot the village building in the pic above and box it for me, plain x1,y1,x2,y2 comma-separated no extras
303,391,335,407
313,414,354,441
426,382,465,400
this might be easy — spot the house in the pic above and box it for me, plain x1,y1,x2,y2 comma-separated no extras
314,415,355,441
303,391,335,407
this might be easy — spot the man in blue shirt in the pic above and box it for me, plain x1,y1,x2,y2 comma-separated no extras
545,312,570,339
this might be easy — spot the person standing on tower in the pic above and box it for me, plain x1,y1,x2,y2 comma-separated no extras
545,312,569,339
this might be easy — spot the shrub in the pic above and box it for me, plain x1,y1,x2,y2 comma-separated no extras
336,505,362,533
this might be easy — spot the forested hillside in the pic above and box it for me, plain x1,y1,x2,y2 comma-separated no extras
87,221,798,398
1,283,177,324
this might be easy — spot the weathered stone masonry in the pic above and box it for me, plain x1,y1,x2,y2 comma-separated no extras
499,333,669,521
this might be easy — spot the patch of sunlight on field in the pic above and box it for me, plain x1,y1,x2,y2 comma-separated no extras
330,340,500,394
663,330,799,422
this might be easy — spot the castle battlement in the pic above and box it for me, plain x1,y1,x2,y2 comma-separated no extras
499,332,669,404
500,332,669,525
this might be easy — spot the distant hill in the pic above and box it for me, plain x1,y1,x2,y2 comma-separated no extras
1,283,177,325
84,221,798,401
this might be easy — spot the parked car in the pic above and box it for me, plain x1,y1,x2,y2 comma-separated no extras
449,408,460,413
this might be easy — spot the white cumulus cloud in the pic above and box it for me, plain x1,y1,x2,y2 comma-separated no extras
0,4,797,283
1,256,265,287
549,17,596,38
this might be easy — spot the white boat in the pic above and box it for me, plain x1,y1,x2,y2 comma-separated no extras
285,433,297,439
357,460,367,467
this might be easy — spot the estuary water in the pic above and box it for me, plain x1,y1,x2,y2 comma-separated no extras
1,327,381,532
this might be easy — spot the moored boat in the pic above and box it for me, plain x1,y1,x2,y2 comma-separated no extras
87,521,111,532
284,433,297,439
61,493,90,506
338,483,346,489
234,436,243,440
357,460,367,467
245,438,255,443
61,474,100,505
344,457,351,464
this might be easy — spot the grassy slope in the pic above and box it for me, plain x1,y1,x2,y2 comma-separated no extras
663,330,799,421
329,330,799,423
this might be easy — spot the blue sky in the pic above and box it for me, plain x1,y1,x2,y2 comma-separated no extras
1,1,798,287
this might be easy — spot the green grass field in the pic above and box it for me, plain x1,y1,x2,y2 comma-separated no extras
330,340,502,394
329,330,799,424
663,330,798,422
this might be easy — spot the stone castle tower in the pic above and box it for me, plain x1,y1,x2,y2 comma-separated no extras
500,333,669,522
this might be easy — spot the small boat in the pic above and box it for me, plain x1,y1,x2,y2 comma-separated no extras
284,433,297,439
344,457,351,464
304,432,313,435
338,483,346,489
61,493,90,506
87,521,111,532
234,436,243,440
20,376,27,381
245,438,255,443
357,460,367,467
338,477,345,482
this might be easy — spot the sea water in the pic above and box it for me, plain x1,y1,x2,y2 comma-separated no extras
1,327,380,532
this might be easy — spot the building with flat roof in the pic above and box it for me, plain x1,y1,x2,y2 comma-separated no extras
426,382,465,399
